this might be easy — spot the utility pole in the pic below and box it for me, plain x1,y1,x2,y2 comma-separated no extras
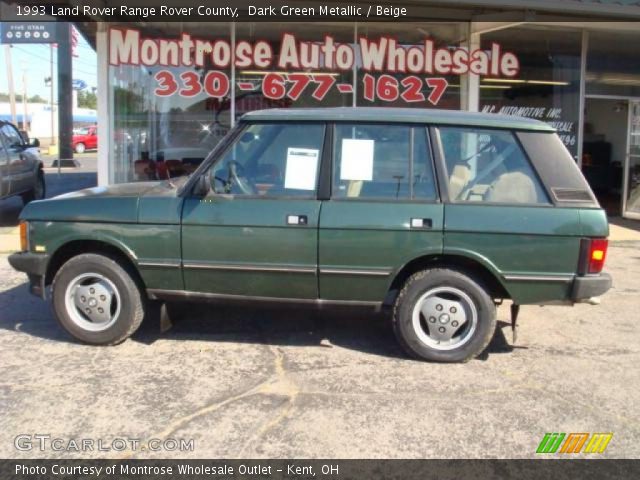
57,21,76,167
50,44,55,146
21,69,28,132
3,44,17,125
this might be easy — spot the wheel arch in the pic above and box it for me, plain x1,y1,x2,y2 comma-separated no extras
45,239,144,290
386,253,511,305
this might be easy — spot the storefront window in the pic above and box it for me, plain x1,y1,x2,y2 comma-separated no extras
587,30,640,98
106,21,489,183
109,23,232,183
234,23,354,116
479,27,582,158
356,23,464,109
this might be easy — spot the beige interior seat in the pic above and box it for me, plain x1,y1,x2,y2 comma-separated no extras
448,165,471,200
485,171,537,204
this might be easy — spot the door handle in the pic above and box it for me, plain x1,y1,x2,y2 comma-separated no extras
286,214,308,226
411,218,433,229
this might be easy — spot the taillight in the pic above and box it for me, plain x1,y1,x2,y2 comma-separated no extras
588,238,608,274
19,221,29,252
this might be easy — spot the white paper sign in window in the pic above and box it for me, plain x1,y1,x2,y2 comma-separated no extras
340,139,374,181
284,148,319,190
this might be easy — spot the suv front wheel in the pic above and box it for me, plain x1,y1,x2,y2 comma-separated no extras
52,253,145,345
393,268,497,363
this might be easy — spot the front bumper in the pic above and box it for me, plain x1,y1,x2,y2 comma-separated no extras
8,251,49,299
571,272,612,301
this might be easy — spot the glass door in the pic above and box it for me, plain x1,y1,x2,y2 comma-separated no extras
624,101,640,218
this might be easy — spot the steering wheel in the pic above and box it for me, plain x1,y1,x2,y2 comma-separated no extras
226,161,255,195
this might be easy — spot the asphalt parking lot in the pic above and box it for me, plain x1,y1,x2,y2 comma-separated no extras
1,236,639,458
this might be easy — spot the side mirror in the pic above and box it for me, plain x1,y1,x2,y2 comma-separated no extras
29,138,40,148
192,174,210,197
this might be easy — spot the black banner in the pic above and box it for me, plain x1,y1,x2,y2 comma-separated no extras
1,0,639,23
1,460,639,480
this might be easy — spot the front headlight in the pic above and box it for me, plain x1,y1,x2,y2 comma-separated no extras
19,221,29,252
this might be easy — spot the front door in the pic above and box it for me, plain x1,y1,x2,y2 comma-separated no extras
181,122,326,299
319,124,444,303
623,101,640,219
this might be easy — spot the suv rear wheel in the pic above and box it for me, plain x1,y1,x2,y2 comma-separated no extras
393,268,496,362
52,253,145,345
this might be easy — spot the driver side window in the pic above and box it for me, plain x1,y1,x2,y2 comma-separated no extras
209,123,325,197
438,127,549,205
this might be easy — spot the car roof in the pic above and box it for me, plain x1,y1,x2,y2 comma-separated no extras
240,107,555,132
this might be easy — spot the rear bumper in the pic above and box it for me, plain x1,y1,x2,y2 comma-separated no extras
571,272,612,301
8,251,49,299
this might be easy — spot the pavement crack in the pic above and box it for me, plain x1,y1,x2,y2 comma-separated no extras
117,344,298,459
240,346,299,456
116,377,268,459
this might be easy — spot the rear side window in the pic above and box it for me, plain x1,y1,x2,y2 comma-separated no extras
332,124,437,201
437,127,549,205
517,131,597,205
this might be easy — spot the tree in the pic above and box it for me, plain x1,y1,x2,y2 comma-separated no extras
0,92,48,103
77,90,97,110
28,94,47,103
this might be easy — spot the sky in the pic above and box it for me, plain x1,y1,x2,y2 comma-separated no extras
0,25,97,102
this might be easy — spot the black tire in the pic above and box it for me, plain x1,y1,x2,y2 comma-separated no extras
75,142,86,153
21,170,45,204
52,253,145,345
392,268,496,363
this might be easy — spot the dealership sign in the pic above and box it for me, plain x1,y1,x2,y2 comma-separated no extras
1,22,56,43
109,28,520,105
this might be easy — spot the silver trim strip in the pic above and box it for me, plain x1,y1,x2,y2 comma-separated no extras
503,274,574,283
147,289,381,308
320,268,392,277
182,262,317,274
138,261,181,269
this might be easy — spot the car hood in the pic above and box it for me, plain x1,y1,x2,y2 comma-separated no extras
20,180,181,223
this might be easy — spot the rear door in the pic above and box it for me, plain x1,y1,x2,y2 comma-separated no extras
181,122,326,299
0,124,30,194
433,126,581,304
318,123,444,304
0,132,9,197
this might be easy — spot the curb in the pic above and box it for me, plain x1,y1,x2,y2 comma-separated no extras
51,159,82,168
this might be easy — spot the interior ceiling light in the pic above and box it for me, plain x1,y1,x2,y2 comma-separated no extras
483,78,570,86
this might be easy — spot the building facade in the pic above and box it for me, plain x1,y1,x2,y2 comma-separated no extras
90,3,640,218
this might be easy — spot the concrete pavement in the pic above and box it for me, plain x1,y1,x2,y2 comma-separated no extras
0,241,638,458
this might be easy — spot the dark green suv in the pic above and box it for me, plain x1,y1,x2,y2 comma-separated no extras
9,108,611,362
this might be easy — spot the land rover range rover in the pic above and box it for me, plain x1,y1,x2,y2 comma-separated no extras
9,108,611,362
